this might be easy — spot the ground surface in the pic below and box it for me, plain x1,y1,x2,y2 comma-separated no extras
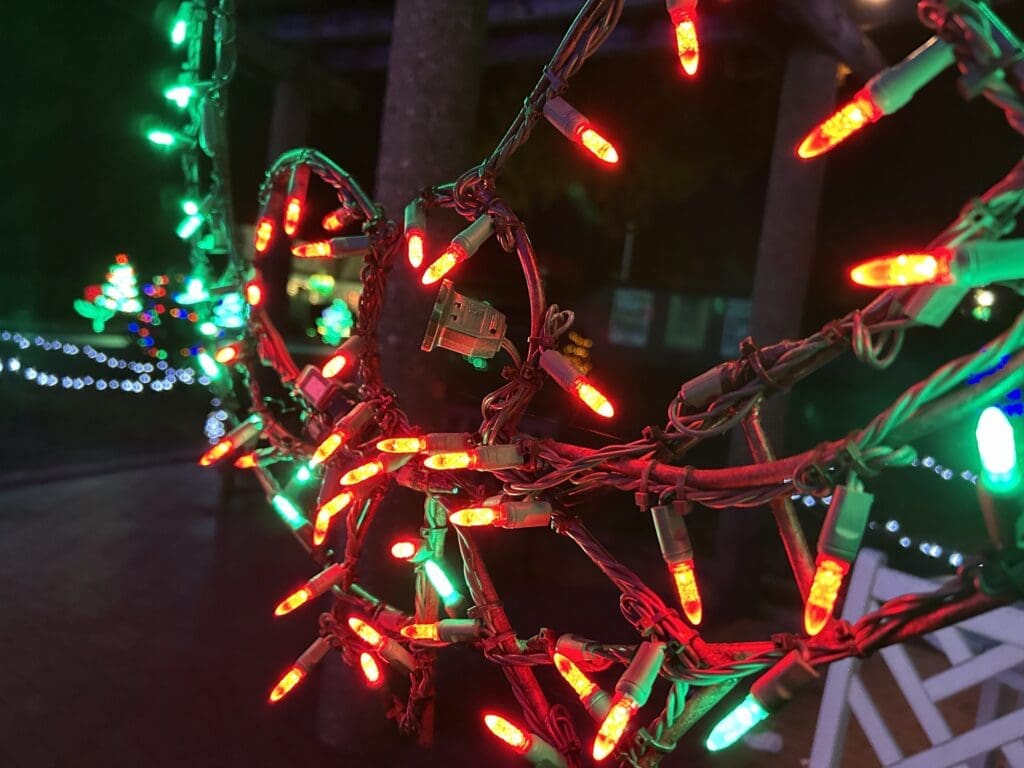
0,373,1009,767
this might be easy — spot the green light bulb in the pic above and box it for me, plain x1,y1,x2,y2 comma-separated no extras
976,407,1020,492
164,84,194,109
176,214,202,240
198,321,218,337
705,694,769,752
147,129,176,147
196,352,220,379
181,199,200,216
295,466,312,483
271,494,305,530
423,559,460,605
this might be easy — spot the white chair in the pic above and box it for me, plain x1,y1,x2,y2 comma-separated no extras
809,548,1024,768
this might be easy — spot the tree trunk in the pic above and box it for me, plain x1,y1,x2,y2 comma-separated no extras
316,0,487,757
711,45,837,619
373,0,488,425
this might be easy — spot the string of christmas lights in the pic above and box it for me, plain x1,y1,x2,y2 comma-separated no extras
187,1,1024,765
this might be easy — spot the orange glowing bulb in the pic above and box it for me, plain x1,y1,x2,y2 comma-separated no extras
274,587,313,617
577,126,619,164
198,439,233,467
268,666,305,703
348,616,385,650
553,652,598,700
339,460,384,486
593,695,637,761
449,507,498,527
390,540,419,560
292,241,332,258
233,451,259,469
798,92,881,159
422,247,463,285
377,436,427,454
254,218,274,253
673,13,700,76
574,380,614,418
359,652,383,687
407,231,425,269
321,209,349,232
310,432,346,467
670,560,703,625
804,556,849,636
400,623,441,641
245,281,263,307
423,451,474,471
321,353,350,379
214,345,240,364
483,713,531,754
313,491,353,546
849,251,951,288
283,197,303,236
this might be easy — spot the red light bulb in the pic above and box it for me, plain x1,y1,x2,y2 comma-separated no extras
849,250,952,288
254,218,274,254
407,231,425,269
804,555,849,636
283,197,302,236
798,90,881,159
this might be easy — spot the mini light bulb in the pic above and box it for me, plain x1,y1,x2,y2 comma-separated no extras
668,2,700,77
670,560,703,625
339,460,384,486
449,507,498,527
164,84,195,108
292,241,333,259
214,344,242,364
347,616,385,651
321,354,349,378
483,714,532,754
269,666,305,703
245,280,263,307
390,539,420,560
274,587,312,617
804,555,849,636
593,695,638,761
199,439,233,467
798,91,881,159
274,563,347,616
313,491,353,546
976,406,1019,490
540,349,616,418
271,494,306,531
407,231,425,269
198,416,262,467
319,336,364,380
310,432,346,467
705,694,769,751
254,218,274,254
574,380,615,418
267,637,330,704
234,452,259,469
359,652,383,687
849,250,952,288
377,436,427,454
576,126,619,164
553,653,598,700
400,623,441,641
283,198,303,237
422,246,463,286
322,207,356,232
424,451,474,470
423,559,460,605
